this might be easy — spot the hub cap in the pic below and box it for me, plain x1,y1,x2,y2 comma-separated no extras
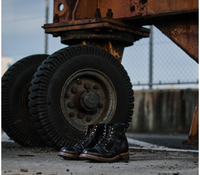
60,69,117,131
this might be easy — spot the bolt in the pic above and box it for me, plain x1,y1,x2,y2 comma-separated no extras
77,79,82,85
71,87,78,94
65,93,70,98
68,112,74,117
68,102,74,108
95,8,101,18
86,117,91,122
53,14,59,23
98,102,103,108
84,83,90,90
91,109,97,114
106,9,113,18
93,84,99,90
80,96,84,100
77,113,84,119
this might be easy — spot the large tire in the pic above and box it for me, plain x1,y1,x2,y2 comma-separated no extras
28,45,134,150
2,54,49,147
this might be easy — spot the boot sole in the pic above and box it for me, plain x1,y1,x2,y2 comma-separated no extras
79,152,129,162
57,152,79,159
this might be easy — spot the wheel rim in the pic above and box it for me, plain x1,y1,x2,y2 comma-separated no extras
60,68,117,131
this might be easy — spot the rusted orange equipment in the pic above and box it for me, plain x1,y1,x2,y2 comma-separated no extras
2,0,198,149
183,106,199,145
42,0,198,146
43,0,198,63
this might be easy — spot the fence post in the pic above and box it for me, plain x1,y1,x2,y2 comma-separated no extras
149,25,153,89
45,0,49,55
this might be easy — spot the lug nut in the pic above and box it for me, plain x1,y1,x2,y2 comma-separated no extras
71,87,78,94
91,109,97,114
68,102,74,108
65,93,70,98
95,8,101,18
93,84,99,90
106,9,113,18
98,102,103,108
68,112,74,117
77,113,84,119
84,83,90,90
77,79,82,85
86,117,91,122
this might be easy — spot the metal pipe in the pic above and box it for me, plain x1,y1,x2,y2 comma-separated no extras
149,25,153,89
45,0,49,54
133,80,199,86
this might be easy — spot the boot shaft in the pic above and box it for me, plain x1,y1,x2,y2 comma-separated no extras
79,123,105,148
109,123,129,153
99,123,129,153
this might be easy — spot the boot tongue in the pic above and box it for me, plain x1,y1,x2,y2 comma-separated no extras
75,124,95,149
87,124,95,132
83,124,95,141
98,125,113,145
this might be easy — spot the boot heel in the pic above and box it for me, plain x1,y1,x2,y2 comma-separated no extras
121,152,129,160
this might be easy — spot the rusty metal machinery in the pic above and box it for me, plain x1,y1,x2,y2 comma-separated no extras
2,0,198,149
183,106,198,145
42,0,198,147
44,0,198,62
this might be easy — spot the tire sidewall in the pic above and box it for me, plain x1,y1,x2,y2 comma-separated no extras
2,54,49,146
47,54,130,141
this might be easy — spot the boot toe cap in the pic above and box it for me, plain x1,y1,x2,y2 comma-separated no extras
60,147,77,154
82,148,101,156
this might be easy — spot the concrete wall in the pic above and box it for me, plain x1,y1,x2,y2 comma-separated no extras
128,89,198,134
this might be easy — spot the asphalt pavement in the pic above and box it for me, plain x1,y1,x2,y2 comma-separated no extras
2,132,199,175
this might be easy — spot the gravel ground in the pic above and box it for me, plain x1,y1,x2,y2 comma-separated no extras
2,145,198,175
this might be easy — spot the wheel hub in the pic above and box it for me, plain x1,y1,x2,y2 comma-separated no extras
60,69,117,131
80,90,99,111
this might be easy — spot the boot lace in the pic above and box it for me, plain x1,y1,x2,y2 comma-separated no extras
96,126,129,163
96,126,113,148
75,125,98,148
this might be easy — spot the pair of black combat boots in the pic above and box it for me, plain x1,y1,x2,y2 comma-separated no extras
58,123,129,162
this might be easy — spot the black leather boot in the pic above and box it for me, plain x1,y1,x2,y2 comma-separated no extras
79,123,129,162
58,123,105,159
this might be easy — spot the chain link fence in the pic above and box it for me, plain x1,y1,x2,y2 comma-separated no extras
122,25,199,90
2,0,198,91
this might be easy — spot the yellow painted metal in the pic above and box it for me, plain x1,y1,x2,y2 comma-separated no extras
183,106,198,145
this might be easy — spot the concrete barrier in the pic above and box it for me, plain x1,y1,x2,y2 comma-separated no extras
128,89,198,134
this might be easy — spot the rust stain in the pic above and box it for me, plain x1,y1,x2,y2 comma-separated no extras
49,0,198,64
108,41,123,61
74,0,98,20
53,0,77,22
147,0,198,14
156,18,198,63
78,40,124,61
98,0,147,19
